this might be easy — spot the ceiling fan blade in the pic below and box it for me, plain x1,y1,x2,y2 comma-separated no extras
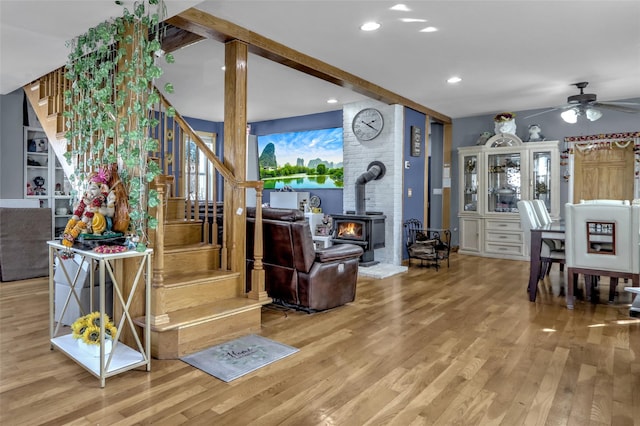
594,102,640,113
524,107,561,119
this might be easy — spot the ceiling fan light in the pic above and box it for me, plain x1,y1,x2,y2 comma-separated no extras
561,108,578,123
586,108,603,121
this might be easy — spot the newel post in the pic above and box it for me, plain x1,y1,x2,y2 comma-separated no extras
248,185,269,302
149,176,169,325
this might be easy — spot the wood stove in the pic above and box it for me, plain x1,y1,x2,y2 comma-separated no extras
331,212,386,266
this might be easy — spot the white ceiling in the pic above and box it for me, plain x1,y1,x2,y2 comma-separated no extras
2,1,639,123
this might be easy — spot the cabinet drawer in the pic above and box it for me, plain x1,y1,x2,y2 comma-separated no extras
485,231,522,244
485,242,524,256
485,219,521,231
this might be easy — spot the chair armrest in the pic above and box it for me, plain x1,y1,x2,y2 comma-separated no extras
315,244,363,262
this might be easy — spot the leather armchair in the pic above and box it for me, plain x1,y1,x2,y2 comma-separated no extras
246,207,363,312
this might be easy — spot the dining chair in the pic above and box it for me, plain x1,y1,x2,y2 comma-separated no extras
531,199,565,273
579,199,630,205
564,203,639,309
518,200,559,281
519,200,565,283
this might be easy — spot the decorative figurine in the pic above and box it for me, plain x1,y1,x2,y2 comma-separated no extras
476,131,493,145
493,112,516,135
526,124,546,142
62,167,116,247
33,176,46,195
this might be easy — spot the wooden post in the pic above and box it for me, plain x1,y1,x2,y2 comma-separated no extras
248,185,268,302
223,40,248,283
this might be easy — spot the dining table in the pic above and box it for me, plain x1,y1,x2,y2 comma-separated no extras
528,223,565,302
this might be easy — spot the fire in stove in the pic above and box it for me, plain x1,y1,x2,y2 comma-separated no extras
337,222,363,239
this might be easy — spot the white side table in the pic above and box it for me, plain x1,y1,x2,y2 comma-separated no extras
48,241,152,387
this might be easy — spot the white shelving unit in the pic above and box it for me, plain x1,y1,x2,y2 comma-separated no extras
24,126,73,238
48,241,152,387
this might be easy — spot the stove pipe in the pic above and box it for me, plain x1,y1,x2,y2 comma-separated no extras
355,161,386,215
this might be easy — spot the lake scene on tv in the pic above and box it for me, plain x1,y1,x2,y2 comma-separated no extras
258,127,343,189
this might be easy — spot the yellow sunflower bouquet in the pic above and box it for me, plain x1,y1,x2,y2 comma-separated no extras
71,312,117,345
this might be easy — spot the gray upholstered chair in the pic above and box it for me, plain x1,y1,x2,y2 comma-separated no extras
564,203,639,308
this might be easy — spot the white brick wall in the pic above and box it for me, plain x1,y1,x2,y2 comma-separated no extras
343,101,404,265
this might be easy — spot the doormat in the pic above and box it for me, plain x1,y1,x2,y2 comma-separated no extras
181,334,299,382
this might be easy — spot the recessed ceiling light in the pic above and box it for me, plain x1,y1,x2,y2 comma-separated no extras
327,98,338,104
360,22,381,31
420,26,438,33
447,76,462,84
221,66,226,71
390,4,410,12
401,18,427,23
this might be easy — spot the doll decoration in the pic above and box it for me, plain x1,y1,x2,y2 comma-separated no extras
33,176,46,195
526,124,546,142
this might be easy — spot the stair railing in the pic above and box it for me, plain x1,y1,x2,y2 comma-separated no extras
23,68,267,301
151,92,265,298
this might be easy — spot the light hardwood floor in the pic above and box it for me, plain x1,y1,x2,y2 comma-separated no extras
1,254,639,425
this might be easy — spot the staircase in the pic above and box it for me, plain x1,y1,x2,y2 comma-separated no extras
24,68,271,360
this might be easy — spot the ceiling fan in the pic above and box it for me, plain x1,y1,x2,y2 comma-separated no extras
526,82,640,123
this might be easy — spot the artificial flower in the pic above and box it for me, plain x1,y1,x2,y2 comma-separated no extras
70,312,117,345
494,112,516,122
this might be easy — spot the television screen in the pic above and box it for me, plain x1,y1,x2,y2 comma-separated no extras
257,127,343,189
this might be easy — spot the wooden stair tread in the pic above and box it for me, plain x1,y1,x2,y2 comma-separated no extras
136,297,267,331
161,269,239,288
163,242,219,252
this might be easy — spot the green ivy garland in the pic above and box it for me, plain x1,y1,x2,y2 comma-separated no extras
63,0,175,249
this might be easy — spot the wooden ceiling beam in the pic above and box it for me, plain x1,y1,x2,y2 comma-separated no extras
166,8,451,124
160,26,204,54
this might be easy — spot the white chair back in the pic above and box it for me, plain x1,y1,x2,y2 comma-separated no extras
531,199,552,226
565,203,640,273
579,199,630,205
517,200,541,257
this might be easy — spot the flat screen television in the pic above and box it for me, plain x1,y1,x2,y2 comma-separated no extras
257,127,343,189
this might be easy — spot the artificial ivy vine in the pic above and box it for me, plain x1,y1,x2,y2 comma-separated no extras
63,0,175,249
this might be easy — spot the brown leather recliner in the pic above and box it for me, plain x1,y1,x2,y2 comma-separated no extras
246,207,363,312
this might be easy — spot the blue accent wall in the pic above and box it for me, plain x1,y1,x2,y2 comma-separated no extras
402,108,427,226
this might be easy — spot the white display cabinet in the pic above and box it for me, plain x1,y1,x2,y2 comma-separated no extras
24,126,73,238
458,135,560,260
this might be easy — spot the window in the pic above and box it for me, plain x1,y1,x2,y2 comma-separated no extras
185,131,216,201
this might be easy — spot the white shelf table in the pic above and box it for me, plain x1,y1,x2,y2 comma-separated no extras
48,241,152,387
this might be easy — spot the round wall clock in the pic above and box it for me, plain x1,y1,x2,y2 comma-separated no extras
352,108,384,141
309,195,321,209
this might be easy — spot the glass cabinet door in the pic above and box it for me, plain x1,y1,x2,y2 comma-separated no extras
487,151,521,213
462,154,478,211
531,150,552,212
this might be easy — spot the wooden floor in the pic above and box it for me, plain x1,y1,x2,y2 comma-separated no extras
1,254,639,425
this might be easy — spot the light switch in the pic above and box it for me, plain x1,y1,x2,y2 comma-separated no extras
408,188,412,197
